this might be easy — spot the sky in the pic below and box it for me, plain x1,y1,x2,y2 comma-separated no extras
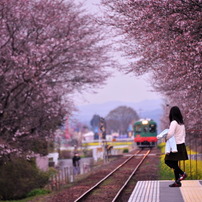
73,0,163,106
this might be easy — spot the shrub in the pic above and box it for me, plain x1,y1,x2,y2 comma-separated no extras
47,167,57,177
123,148,129,153
26,188,50,197
0,158,49,200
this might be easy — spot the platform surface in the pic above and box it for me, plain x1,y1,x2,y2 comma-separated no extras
128,180,202,202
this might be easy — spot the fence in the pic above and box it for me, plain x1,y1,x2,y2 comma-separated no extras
179,130,202,179
47,162,92,191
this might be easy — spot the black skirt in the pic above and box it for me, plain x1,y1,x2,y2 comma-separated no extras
164,143,188,161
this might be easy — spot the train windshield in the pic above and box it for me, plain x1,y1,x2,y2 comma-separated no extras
149,124,156,133
134,123,156,133
135,124,142,132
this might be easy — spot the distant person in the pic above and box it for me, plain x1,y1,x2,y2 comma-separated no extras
72,153,81,175
165,106,188,187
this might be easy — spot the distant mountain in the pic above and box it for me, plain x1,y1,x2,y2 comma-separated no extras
73,99,164,130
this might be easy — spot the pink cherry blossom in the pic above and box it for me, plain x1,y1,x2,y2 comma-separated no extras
0,0,112,160
102,0,202,131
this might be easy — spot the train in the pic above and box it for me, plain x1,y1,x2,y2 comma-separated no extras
133,119,157,148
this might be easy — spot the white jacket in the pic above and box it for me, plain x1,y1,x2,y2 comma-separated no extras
157,129,177,154
167,120,186,144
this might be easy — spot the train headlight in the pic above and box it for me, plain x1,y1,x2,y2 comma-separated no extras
142,120,149,125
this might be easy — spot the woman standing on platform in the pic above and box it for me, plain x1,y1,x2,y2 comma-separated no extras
165,106,188,187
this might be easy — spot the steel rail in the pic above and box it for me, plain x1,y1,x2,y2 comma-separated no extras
74,149,143,202
112,149,151,202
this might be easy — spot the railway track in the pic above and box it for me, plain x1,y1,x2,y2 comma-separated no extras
74,148,151,202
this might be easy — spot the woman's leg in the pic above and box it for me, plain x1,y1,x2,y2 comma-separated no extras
165,160,181,187
165,160,184,181
165,160,175,169
165,160,187,187
171,161,184,181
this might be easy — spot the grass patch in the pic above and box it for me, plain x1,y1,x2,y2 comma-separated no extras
0,189,51,202
26,189,51,197
158,143,202,180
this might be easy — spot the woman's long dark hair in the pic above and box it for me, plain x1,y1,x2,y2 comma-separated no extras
169,106,184,124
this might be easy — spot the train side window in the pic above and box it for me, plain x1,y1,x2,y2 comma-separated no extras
135,125,142,132
149,124,156,133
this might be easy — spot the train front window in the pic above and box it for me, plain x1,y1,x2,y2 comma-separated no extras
135,125,142,132
143,126,149,132
149,124,156,133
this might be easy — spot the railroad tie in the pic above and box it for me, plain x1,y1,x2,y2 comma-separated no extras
128,181,159,202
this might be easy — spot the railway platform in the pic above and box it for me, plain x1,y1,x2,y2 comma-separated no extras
128,180,202,202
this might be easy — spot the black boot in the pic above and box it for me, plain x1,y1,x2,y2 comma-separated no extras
169,181,182,187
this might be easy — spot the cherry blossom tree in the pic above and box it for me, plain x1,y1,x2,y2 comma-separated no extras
0,0,112,160
101,0,202,130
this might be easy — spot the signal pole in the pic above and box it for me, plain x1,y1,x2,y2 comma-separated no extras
100,117,108,163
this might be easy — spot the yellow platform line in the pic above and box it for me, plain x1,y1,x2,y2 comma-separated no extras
180,180,202,202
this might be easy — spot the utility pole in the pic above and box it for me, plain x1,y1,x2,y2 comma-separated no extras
100,117,108,163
